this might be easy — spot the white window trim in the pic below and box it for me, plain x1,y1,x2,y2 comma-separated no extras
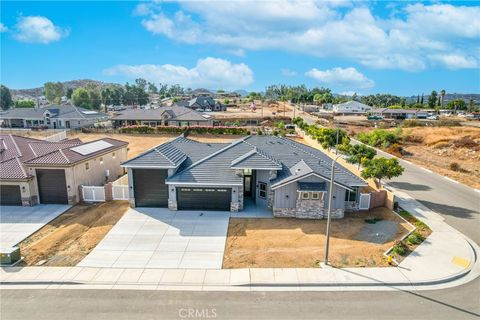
258,182,267,199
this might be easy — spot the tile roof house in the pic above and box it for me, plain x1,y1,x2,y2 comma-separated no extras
0,105,109,129
122,135,367,219
174,96,226,111
111,106,213,128
0,134,128,206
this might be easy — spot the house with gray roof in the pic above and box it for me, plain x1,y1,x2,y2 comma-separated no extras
122,135,367,219
0,105,108,129
0,134,128,206
333,101,372,115
111,106,213,128
174,96,226,111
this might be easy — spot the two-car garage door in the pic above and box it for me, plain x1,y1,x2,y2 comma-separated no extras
177,187,231,211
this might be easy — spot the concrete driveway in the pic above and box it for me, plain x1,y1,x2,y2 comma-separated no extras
78,208,231,269
0,204,71,248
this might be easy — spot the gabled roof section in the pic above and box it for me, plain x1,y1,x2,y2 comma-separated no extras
230,147,282,170
122,136,187,168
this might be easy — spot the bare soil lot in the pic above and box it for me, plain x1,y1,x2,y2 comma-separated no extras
214,101,294,119
13,131,239,159
223,207,411,269
399,127,480,189
19,201,129,266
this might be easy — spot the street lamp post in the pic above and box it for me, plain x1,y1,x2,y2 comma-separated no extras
325,155,340,265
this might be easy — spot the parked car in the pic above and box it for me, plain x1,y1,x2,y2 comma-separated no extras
196,108,205,112
427,115,439,120
205,108,212,112
367,115,384,120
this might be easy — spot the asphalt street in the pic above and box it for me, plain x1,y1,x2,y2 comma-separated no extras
1,282,479,320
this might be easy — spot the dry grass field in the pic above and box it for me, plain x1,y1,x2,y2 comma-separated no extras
399,126,480,188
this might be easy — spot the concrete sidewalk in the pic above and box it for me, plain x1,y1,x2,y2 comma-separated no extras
1,194,478,292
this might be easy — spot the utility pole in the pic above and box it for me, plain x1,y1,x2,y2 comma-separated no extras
325,155,340,265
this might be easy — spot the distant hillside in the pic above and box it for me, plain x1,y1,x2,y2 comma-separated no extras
10,79,122,98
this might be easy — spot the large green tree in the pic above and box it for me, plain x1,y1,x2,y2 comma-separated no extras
71,88,91,109
15,100,35,108
361,158,404,184
447,99,467,111
44,82,64,104
428,90,438,108
346,144,377,169
0,85,13,110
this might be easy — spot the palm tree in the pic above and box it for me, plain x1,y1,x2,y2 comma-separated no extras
440,89,446,109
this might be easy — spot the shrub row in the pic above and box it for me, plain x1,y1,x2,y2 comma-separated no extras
118,125,251,135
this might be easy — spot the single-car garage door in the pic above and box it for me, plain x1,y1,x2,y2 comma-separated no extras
36,169,68,204
0,185,22,206
133,169,168,207
177,187,231,211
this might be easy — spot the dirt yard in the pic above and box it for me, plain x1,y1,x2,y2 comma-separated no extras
18,201,129,266
214,101,294,119
399,126,480,189
223,207,412,269
11,131,239,159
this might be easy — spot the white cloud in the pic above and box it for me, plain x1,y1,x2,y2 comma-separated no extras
136,2,479,71
0,23,7,32
306,67,374,88
281,69,297,77
429,54,479,69
340,91,358,96
14,16,68,44
104,57,254,89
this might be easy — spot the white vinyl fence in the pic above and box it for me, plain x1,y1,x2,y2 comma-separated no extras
112,174,129,200
45,130,67,142
82,186,106,202
358,193,371,210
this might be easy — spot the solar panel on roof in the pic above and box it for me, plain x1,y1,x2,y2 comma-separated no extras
81,110,98,115
70,140,113,155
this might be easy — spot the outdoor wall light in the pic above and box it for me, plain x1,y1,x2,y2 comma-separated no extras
285,195,289,198
21,186,26,192
67,185,71,191
233,189,236,193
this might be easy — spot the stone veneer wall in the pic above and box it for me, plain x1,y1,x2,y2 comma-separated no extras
168,199,178,210
273,198,344,219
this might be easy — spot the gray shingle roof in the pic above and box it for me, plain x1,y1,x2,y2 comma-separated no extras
125,135,366,188
112,106,210,122
0,105,108,120
230,147,282,170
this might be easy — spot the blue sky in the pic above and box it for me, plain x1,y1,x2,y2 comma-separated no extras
1,1,479,96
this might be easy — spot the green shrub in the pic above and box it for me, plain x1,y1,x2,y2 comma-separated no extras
398,210,413,220
357,129,400,148
364,217,382,224
406,232,425,245
392,241,408,256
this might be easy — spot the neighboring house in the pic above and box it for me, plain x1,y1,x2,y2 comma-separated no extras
122,135,367,219
175,97,226,111
0,105,109,129
111,106,213,128
0,134,128,206
372,108,429,120
333,101,372,115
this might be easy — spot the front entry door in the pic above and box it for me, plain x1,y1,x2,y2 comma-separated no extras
244,176,252,197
